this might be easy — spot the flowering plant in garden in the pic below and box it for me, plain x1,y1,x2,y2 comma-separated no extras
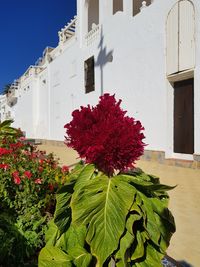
65,93,145,176
39,94,176,267
0,120,69,266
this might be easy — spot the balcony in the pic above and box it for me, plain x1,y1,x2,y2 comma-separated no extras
85,24,100,46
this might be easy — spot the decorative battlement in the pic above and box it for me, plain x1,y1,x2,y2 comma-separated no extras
58,16,77,44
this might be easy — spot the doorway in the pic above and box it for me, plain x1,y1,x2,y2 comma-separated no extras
174,78,194,154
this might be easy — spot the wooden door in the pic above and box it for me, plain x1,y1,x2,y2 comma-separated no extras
174,78,194,154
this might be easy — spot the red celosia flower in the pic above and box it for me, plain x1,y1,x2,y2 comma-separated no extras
61,165,69,173
12,171,21,185
64,93,145,176
35,178,42,184
0,164,9,170
0,147,12,157
24,170,32,179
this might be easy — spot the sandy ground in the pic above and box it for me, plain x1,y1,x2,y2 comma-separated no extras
39,144,200,267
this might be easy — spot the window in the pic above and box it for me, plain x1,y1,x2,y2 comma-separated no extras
132,0,151,16
113,0,123,14
87,0,99,32
84,56,95,94
166,0,195,75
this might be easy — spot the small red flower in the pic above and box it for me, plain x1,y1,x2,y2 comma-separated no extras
64,94,145,176
39,159,45,165
48,183,54,191
0,147,12,157
38,166,43,172
0,164,9,170
61,165,69,173
30,152,37,159
35,178,42,184
10,142,23,150
24,170,32,179
12,171,21,185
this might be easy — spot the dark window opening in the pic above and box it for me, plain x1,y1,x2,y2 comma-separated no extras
133,0,151,16
113,0,123,14
85,56,95,94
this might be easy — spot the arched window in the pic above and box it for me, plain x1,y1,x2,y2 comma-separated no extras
87,0,99,32
166,0,195,75
113,0,123,15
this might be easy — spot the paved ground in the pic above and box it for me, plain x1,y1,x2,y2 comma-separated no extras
39,144,200,267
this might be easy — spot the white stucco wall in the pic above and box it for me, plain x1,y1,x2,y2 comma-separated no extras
13,75,38,137
6,0,200,159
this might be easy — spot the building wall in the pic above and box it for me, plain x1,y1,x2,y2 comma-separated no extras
12,75,37,137
4,0,200,159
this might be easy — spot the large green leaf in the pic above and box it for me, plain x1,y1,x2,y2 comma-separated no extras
68,247,92,267
38,246,72,267
53,164,94,234
115,230,134,265
68,162,85,182
72,174,136,266
135,243,163,267
136,192,161,247
121,174,175,197
45,220,60,246
63,224,87,251
54,182,75,234
126,202,143,235
151,198,175,232
131,231,146,261
151,198,176,250
73,164,96,192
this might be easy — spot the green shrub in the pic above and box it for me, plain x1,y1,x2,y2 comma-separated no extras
0,120,69,266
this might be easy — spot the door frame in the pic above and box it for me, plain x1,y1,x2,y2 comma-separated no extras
166,70,194,160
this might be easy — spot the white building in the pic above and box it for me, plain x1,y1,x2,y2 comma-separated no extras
1,0,200,166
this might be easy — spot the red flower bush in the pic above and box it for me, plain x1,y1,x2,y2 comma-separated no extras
0,147,12,157
64,94,145,175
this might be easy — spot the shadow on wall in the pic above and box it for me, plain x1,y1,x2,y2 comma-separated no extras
96,26,113,96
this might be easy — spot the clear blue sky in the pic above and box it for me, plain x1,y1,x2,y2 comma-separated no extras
0,0,76,94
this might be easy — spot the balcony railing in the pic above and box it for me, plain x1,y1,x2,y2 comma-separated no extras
85,24,100,46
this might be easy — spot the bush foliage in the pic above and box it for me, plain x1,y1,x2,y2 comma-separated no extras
0,120,69,266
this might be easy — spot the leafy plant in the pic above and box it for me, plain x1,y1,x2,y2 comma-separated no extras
0,121,69,266
39,94,175,266
0,119,19,140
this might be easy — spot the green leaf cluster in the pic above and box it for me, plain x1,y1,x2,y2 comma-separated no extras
39,164,175,266
0,122,70,266
0,120,19,140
